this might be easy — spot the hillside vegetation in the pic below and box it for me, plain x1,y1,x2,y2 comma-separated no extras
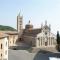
0,25,16,31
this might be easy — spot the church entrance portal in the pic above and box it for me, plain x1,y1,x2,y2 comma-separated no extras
45,42,48,46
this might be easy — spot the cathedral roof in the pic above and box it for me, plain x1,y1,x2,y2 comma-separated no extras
25,20,33,30
6,32,18,35
22,28,41,37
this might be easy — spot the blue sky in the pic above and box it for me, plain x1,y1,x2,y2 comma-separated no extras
0,0,60,34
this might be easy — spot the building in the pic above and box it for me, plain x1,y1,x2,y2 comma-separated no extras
0,32,8,60
17,13,24,42
0,31,18,47
17,13,23,33
6,31,18,47
17,14,57,51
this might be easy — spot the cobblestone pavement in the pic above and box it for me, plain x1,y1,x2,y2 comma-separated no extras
8,49,60,60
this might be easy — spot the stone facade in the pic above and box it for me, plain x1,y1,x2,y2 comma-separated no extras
36,30,56,48
18,20,57,50
35,21,56,48
0,31,18,47
0,33,8,60
6,31,18,47
17,13,23,33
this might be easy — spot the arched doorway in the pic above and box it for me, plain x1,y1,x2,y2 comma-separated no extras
45,42,48,46
20,38,22,41
45,37,48,46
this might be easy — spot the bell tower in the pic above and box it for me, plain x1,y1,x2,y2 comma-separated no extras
17,12,23,33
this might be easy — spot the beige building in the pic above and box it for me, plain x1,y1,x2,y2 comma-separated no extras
0,31,18,47
4,31,18,47
0,32,8,60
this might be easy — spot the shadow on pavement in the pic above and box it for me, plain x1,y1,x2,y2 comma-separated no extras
33,50,60,60
9,46,32,51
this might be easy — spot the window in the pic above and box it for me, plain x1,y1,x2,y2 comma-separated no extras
43,37,44,40
45,32,47,35
41,37,42,40
52,37,54,40
6,42,7,46
45,27,47,29
10,41,11,43
39,40,40,46
38,38,40,40
49,37,50,45
45,42,48,46
40,37,42,46
38,37,40,46
1,53,2,57
7,37,9,40
51,38,52,45
13,40,14,44
1,44,2,49
20,24,22,25
5,50,7,55
47,37,48,40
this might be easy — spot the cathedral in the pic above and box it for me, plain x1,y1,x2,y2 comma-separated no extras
17,13,57,51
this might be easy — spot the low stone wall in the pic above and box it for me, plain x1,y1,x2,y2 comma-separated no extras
31,47,58,53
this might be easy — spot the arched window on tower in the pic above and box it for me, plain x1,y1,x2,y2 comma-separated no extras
1,44,2,49
38,37,40,46
1,53,2,57
6,42,7,46
13,40,14,44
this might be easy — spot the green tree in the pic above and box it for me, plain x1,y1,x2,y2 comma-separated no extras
56,31,60,51
57,31,60,44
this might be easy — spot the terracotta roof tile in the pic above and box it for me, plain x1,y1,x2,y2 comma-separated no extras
0,32,8,38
